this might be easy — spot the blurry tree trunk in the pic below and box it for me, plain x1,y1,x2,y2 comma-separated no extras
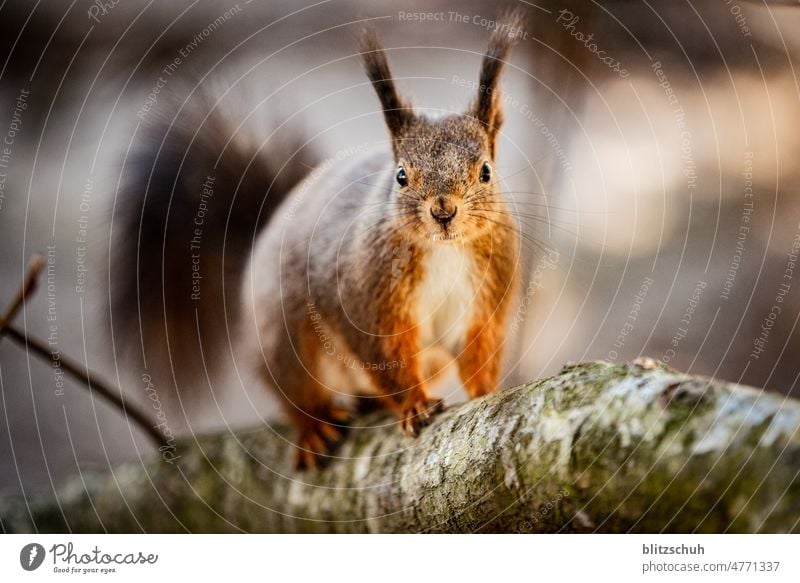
1,360,799,533
525,0,596,187
507,0,597,374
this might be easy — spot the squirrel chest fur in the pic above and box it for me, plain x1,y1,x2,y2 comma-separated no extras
414,244,476,355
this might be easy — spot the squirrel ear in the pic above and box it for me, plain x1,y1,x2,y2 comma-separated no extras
472,9,525,153
360,26,414,140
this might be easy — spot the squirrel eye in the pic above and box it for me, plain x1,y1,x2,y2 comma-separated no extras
480,162,492,183
396,167,408,187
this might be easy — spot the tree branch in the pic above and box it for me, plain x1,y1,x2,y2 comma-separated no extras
2,359,799,533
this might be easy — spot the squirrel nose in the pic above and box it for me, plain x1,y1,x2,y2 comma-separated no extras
430,204,457,226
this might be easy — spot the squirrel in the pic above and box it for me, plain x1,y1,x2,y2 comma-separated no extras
112,12,523,470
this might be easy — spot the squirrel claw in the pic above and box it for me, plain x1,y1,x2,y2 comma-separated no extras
328,406,352,424
294,415,349,471
399,396,444,437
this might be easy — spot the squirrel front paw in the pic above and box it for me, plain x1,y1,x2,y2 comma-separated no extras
465,384,495,399
398,393,444,437
293,407,351,471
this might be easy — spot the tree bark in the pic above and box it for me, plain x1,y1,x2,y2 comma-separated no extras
2,359,799,533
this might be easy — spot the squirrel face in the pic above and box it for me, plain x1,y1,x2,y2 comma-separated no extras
360,14,522,244
393,114,498,243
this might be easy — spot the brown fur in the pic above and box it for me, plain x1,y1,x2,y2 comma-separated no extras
244,13,523,469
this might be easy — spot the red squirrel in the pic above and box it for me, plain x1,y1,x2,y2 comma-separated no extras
113,13,522,470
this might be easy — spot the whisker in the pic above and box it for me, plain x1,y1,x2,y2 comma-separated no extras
469,212,561,257
469,198,582,215
469,207,580,231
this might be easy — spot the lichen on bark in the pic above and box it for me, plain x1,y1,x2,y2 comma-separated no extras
1,360,798,533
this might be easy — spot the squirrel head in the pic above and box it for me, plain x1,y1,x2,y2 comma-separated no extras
359,11,523,244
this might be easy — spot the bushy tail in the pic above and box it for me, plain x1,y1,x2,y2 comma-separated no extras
110,98,313,398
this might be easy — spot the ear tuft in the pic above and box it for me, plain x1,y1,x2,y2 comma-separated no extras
359,25,414,139
472,9,525,149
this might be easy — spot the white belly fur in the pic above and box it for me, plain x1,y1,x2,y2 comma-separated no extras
318,244,478,398
415,243,477,356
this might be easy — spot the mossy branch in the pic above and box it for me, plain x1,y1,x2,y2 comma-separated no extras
2,359,799,533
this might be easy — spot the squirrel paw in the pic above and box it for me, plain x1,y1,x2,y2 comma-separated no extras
399,395,444,437
466,385,495,399
294,408,351,471
354,392,385,415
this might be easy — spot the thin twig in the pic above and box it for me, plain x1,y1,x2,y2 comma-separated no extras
0,255,168,448
3,324,167,448
0,254,45,333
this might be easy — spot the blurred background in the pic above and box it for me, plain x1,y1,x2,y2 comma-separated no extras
2,0,800,499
